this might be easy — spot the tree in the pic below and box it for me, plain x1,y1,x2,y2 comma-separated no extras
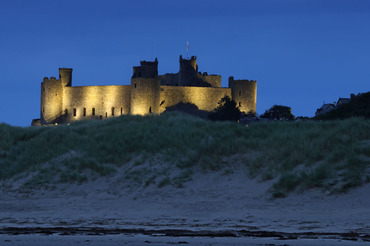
208,95,241,122
261,105,295,120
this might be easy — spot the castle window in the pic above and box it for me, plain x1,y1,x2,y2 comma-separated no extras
65,109,68,115
73,108,76,117
149,107,152,113
42,86,45,92
112,107,115,116
92,108,95,116
134,84,137,88
83,108,86,117
121,107,123,115
239,91,241,96
138,72,141,77
239,102,241,107
42,107,45,113
105,112,107,118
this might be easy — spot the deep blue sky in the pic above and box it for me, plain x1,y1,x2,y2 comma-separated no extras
1,0,369,126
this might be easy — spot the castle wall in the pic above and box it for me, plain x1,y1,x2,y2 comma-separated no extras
63,85,131,121
196,74,221,87
159,86,231,113
159,73,179,86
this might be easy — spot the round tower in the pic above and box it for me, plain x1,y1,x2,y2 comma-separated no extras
41,76,63,124
179,55,198,86
228,76,257,114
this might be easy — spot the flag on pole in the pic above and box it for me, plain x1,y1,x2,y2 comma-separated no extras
187,41,189,52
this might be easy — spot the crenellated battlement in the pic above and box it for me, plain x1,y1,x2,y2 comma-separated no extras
42,77,58,82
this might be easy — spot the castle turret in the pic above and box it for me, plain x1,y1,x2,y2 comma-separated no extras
179,55,198,86
40,68,72,124
130,59,160,115
229,76,257,114
59,68,72,87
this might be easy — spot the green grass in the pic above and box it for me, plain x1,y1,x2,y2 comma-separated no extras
0,112,369,197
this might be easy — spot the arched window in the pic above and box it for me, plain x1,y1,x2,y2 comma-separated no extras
149,107,152,113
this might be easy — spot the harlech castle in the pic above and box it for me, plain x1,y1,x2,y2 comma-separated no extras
35,55,257,125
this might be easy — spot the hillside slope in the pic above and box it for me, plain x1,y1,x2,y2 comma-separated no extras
1,112,370,197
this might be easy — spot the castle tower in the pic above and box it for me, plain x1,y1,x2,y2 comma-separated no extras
229,76,257,114
40,68,72,124
130,59,160,115
179,55,198,86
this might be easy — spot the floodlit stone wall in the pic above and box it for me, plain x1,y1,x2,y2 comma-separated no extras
63,85,131,122
159,86,231,113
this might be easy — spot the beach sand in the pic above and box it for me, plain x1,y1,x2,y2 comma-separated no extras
1,169,369,245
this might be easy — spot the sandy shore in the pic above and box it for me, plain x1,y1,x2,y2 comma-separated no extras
1,170,369,245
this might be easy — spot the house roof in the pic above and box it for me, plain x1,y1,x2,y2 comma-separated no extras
337,98,350,105
316,103,336,116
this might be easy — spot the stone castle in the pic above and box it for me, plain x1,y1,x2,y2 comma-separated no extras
36,55,257,125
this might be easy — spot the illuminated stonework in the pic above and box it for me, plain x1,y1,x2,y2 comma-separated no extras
38,55,257,125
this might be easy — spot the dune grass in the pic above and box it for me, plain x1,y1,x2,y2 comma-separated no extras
0,112,369,197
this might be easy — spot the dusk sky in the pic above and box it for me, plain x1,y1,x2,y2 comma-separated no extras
1,0,369,126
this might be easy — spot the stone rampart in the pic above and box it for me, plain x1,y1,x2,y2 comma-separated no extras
159,86,231,113
63,85,131,121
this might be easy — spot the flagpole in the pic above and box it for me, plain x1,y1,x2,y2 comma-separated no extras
186,41,189,59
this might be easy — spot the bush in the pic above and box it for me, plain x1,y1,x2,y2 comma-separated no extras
261,105,295,120
208,95,241,122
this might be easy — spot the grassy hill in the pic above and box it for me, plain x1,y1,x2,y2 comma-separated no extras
1,112,370,197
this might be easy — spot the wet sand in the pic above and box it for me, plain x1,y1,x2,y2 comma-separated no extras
1,171,369,245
